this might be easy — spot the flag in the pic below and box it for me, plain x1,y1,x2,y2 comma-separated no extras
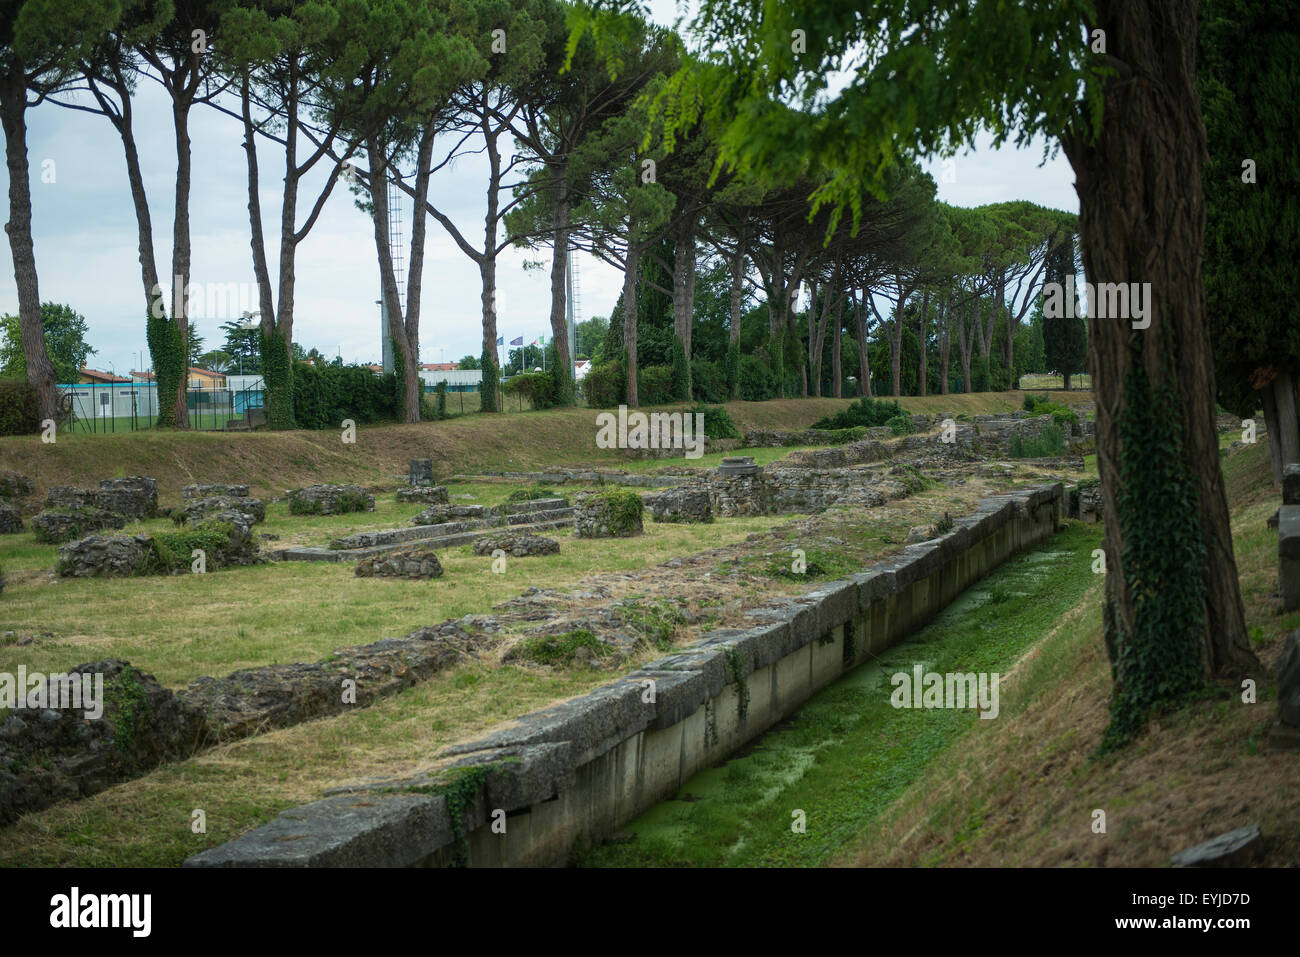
530,338,540,347
510,336,523,346
496,336,503,346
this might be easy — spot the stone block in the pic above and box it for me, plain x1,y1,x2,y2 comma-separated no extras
1278,506,1300,611
184,792,451,867
94,476,158,520
647,486,713,523
409,459,435,487
1277,629,1300,727
0,502,22,534
441,680,653,767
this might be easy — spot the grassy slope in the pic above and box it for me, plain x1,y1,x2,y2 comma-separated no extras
839,439,1299,867
0,391,1089,506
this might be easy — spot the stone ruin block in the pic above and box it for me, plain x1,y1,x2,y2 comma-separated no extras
709,473,772,518
287,484,374,515
31,505,126,543
55,511,259,577
355,547,444,580
1276,630,1300,729
397,485,449,505
56,533,152,577
573,490,643,538
412,503,482,525
1072,481,1103,523
178,495,266,526
0,659,208,826
0,502,22,535
409,459,435,487
44,485,94,509
183,483,250,499
0,471,34,501
1284,464,1300,507
93,476,158,520
648,486,713,524
1278,506,1300,612
472,534,560,557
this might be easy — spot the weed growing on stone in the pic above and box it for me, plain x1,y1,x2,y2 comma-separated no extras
515,629,611,667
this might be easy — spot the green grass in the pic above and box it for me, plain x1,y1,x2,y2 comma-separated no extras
0,489,786,687
0,661,605,867
578,521,1105,867
515,629,611,666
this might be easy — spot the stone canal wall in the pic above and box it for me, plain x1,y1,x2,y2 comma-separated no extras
186,483,1064,868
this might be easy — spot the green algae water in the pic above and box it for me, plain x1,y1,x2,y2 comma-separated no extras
579,521,1104,867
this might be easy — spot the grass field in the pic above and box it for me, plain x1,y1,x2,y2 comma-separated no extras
1019,373,1093,391
0,485,795,687
0,387,1104,866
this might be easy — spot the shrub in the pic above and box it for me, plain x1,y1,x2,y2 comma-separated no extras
291,362,397,429
506,484,555,502
637,364,677,405
1009,422,1067,458
886,414,916,436
581,361,625,408
738,354,777,401
811,396,907,430
688,403,739,440
824,426,869,444
0,378,41,436
1022,392,1078,431
617,598,688,650
690,358,729,403
502,371,558,410
515,628,611,666
145,520,249,573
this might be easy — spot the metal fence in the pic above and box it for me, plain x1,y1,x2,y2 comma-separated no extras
63,383,266,433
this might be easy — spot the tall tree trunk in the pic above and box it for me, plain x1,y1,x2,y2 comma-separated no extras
170,98,192,427
0,62,57,424
855,291,872,397
480,111,503,412
1256,370,1300,485
832,294,843,398
241,76,283,426
1062,0,1256,734
939,300,952,396
997,273,1014,388
1270,372,1300,480
918,288,930,396
107,77,160,314
547,162,573,404
729,239,744,347
369,138,421,422
672,215,695,399
623,231,641,407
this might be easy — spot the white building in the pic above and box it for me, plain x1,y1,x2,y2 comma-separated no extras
417,369,482,392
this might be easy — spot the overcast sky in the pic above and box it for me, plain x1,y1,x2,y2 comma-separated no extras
0,2,1079,378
